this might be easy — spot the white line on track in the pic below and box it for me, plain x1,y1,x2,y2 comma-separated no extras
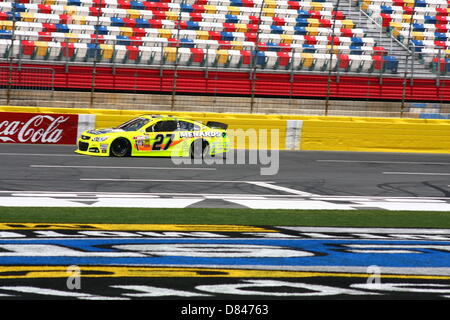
79,179,316,196
247,181,316,196
318,160,450,165
80,178,275,184
31,165,216,171
383,172,450,176
0,153,79,157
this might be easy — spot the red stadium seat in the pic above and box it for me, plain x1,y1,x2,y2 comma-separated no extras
372,55,384,70
126,46,139,60
339,54,349,69
149,19,163,28
328,35,340,45
90,34,105,44
129,36,143,46
93,0,107,8
190,48,204,63
277,51,290,67
240,50,252,65
273,17,285,26
118,0,131,9
38,32,52,42
249,16,260,24
224,23,236,32
218,40,232,49
288,1,300,10
192,5,205,13
124,18,136,28
209,31,221,40
305,35,317,45
245,32,257,42
190,13,203,21
21,40,35,55
43,23,56,33
38,4,52,14
61,42,75,58
247,24,259,33
59,14,70,24
89,7,102,16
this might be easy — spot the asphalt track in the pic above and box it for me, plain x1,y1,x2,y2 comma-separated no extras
1,144,450,304
0,144,449,199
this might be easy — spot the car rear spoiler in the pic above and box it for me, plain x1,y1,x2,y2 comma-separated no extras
206,121,228,130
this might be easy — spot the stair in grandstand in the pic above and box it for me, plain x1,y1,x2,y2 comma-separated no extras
331,0,434,77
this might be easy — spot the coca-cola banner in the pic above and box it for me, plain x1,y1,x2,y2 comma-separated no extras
0,112,79,144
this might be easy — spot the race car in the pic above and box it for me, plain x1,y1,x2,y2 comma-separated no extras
75,114,228,158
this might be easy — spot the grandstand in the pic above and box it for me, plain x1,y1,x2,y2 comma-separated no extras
0,0,449,117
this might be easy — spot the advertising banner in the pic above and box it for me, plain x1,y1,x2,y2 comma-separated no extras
0,112,79,144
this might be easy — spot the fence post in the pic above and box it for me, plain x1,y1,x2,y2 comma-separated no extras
325,0,341,116
89,0,103,108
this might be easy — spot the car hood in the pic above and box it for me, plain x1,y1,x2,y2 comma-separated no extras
87,128,125,135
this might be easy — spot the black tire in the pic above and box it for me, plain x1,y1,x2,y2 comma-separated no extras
110,138,131,157
190,139,209,159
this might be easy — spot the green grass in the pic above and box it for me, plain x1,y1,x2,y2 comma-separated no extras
0,207,450,228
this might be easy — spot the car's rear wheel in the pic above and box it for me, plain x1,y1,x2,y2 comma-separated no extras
110,138,131,157
190,139,210,159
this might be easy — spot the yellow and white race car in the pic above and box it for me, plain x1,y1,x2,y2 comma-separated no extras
76,115,228,158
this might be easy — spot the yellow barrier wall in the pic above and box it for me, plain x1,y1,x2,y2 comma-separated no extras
1,106,450,153
299,118,450,154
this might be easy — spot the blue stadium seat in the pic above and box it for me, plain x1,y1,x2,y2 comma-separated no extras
380,5,393,14
116,35,130,45
351,37,363,46
424,16,437,25
383,56,398,73
294,27,307,35
180,3,193,13
11,3,26,12
302,44,316,53
111,17,125,27
68,0,81,6
0,30,12,40
434,33,447,42
225,15,238,23
130,1,145,10
135,18,150,28
270,25,283,34
180,38,194,48
413,23,425,32
95,25,108,35
295,18,309,27
220,31,234,41
411,40,424,52
187,21,200,30
350,45,362,55
297,10,310,18
86,43,100,59
56,24,69,33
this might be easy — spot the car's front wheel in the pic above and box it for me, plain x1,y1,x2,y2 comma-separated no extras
110,138,131,157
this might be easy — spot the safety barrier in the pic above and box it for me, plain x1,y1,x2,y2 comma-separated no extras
1,105,449,153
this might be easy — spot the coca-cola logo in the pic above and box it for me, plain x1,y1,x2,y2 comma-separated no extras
0,113,78,145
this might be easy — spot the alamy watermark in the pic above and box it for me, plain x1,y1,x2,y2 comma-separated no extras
171,128,280,176
66,265,81,290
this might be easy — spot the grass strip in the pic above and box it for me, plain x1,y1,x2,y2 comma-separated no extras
0,207,449,228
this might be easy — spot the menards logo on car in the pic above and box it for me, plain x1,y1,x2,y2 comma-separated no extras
179,131,223,138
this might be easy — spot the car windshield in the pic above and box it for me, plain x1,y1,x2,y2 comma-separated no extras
116,117,150,131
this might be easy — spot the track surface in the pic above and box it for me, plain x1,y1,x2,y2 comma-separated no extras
1,144,450,303
1,144,449,198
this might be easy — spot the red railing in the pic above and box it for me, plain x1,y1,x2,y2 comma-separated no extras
1,63,450,101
